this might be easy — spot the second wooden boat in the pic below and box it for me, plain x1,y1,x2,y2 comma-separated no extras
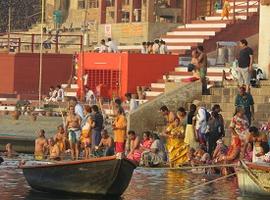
237,161,270,196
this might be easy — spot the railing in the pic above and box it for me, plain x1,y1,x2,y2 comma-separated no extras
232,0,260,23
0,32,83,53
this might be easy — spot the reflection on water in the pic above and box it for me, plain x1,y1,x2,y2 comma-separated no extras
0,163,269,200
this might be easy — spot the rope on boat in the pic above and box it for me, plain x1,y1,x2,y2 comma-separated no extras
139,163,239,170
176,172,237,194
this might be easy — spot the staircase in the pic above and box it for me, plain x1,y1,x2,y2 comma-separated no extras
118,0,259,55
202,81,270,131
143,66,231,101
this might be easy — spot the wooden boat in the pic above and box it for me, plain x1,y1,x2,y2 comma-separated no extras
237,161,270,196
21,156,136,197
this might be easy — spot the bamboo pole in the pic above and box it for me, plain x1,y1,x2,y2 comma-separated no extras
38,0,45,108
177,172,237,193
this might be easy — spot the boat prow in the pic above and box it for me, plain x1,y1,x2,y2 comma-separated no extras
237,161,270,196
21,156,136,197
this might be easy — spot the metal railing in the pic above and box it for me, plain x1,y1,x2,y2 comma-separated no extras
0,32,83,53
232,0,260,23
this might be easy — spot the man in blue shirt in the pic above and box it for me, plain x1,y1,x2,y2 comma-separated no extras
235,86,254,125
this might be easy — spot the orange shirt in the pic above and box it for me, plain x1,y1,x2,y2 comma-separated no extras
114,115,127,143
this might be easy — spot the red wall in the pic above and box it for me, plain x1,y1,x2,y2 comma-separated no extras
0,53,15,93
78,53,178,98
0,53,73,99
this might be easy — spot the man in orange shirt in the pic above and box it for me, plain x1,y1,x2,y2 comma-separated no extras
113,108,127,154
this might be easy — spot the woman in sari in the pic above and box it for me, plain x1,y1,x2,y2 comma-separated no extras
165,117,189,167
219,135,241,175
221,0,230,20
184,104,198,149
140,133,166,167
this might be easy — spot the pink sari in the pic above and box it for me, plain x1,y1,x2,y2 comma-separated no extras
128,139,152,162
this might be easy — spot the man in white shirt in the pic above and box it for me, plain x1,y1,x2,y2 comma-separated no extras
56,85,65,102
159,40,168,54
85,86,96,105
141,42,148,54
70,97,84,119
107,38,118,53
152,39,160,54
99,39,108,53
125,93,138,113
193,100,208,145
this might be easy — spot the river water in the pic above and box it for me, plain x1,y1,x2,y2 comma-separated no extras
1,160,268,200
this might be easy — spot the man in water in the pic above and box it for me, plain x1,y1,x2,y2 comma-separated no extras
34,129,48,160
0,157,4,165
66,106,81,160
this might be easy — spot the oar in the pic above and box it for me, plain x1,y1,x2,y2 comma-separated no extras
176,172,237,194
139,163,238,170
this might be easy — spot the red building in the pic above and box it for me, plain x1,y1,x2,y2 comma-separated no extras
0,53,73,99
77,53,179,99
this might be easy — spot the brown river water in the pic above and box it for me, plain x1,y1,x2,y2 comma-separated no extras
0,158,269,200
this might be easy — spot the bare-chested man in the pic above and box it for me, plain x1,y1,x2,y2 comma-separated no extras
34,129,48,160
48,138,61,161
97,130,114,156
66,106,81,160
54,125,66,154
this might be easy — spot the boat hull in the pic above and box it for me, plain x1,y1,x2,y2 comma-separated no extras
22,157,136,196
237,162,270,196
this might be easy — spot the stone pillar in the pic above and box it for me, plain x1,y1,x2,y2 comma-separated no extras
146,0,155,23
99,0,106,24
183,0,192,24
114,0,122,23
258,5,270,77
168,0,177,8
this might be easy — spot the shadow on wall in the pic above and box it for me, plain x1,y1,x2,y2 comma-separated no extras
128,81,202,135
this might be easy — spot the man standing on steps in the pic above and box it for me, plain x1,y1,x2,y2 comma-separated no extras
235,86,254,126
238,39,254,90
197,46,208,95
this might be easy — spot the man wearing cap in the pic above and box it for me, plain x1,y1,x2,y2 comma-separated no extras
235,86,254,125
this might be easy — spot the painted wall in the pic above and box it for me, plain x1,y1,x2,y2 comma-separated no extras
258,5,270,77
0,53,15,94
0,53,73,99
78,53,178,98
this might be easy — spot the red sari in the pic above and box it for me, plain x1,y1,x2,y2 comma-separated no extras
128,139,152,162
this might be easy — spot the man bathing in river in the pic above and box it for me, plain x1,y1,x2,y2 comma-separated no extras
66,106,81,160
34,129,48,160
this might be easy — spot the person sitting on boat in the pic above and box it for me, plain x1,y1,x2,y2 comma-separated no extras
163,117,189,167
80,105,92,159
3,143,18,158
66,106,81,160
113,108,127,156
187,148,196,165
140,133,167,167
34,129,48,160
48,138,61,161
247,126,269,163
127,130,141,163
219,135,241,175
96,129,114,157
54,125,66,156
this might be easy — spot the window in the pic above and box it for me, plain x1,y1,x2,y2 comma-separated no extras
78,0,86,9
